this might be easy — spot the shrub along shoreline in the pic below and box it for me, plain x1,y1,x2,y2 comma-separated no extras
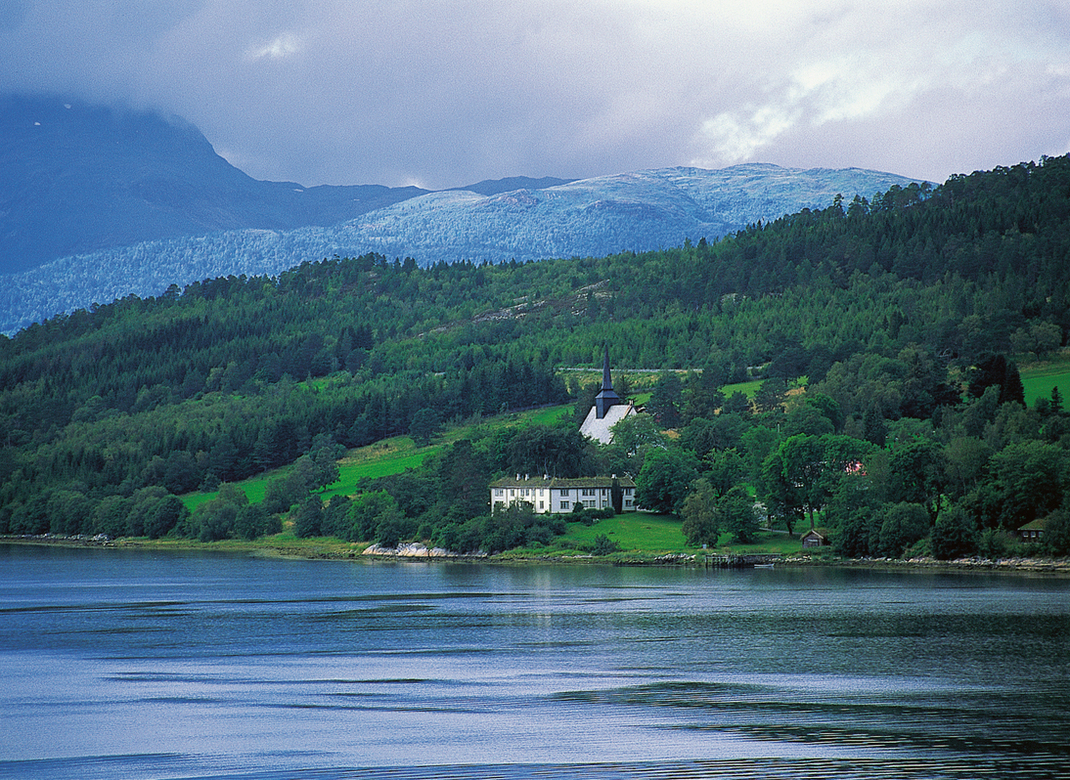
5,532,1068,575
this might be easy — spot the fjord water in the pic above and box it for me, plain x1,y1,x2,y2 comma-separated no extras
1,544,1068,780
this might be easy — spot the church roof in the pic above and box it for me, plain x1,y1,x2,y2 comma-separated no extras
579,401,636,445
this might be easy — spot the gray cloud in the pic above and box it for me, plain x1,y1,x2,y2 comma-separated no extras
2,0,1068,188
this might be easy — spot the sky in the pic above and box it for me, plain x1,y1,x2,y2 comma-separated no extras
2,0,1069,190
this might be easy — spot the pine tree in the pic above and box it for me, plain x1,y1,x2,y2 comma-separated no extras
1000,362,1025,406
863,404,888,447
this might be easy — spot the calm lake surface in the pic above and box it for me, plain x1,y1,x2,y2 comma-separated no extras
1,544,1068,780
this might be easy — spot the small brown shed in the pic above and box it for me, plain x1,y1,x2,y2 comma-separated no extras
1017,517,1049,542
800,528,830,548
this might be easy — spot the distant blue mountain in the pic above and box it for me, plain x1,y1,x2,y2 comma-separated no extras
0,94,926,334
332,165,922,263
0,93,427,275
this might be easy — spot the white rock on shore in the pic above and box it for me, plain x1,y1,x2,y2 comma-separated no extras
362,542,456,558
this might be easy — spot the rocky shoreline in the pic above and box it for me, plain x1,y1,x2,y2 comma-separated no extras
360,541,485,559
786,553,1070,574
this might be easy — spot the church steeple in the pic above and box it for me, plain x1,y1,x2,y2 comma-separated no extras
594,344,621,419
601,344,613,391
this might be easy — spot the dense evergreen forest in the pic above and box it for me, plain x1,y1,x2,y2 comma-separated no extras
2,155,1070,556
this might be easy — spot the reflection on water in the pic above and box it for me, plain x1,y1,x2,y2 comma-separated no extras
0,544,1068,779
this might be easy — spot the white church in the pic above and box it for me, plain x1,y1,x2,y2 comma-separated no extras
578,345,636,445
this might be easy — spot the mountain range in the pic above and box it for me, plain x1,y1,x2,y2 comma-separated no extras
0,94,431,275
0,93,925,334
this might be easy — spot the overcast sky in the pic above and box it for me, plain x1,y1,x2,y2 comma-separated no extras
2,1,1068,189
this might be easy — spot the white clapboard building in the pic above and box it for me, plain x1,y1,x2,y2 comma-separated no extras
489,475,636,514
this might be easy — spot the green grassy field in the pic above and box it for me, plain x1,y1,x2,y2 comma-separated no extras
558,512,690,554
322,443,442,500
723,378,763,399
1020,355,1070,407
507,511,808,559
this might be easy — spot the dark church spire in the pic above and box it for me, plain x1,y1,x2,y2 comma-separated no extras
594,344,621,419
601,344,613,391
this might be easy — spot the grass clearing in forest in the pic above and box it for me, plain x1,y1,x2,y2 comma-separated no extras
322,443,441,500
181,437,443,513
1019,353,1070,407
722,378,763,399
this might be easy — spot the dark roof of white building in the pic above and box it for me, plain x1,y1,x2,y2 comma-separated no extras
490,475,636,489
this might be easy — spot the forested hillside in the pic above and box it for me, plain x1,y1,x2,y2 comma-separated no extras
2,156,1070,556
